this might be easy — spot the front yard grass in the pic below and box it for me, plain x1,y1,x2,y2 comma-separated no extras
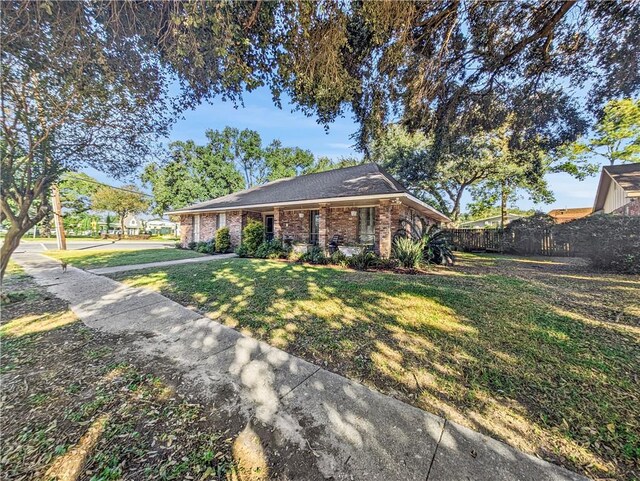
46,248,204,270
1,263,317,480
111,253,640,480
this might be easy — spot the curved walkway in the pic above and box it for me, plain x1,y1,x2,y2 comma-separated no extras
13,252,587,481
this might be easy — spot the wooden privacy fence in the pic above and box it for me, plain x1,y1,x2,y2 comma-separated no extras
444,228,575,257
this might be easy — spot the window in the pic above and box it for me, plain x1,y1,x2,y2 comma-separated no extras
358,207,375,246
216,213,226,229
193,214,200,242
309,210,320,244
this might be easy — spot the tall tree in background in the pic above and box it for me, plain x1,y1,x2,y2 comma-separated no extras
561,98,640,166
92,186,150,237
370,125,498,221
263,140,315,181
142,139,244,215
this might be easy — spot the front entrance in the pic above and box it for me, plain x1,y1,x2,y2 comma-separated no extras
264,215,274,241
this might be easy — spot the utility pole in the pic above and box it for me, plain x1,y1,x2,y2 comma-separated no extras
51,184,67,250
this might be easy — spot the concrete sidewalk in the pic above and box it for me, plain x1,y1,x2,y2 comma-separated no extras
86,252,237,275
14,252,588,481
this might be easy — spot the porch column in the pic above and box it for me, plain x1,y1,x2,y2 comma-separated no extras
319,203,329,251
377,200,392,258
273,207,282,240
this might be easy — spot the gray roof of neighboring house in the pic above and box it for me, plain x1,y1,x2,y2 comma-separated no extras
593,163,640,211
170,163,408,213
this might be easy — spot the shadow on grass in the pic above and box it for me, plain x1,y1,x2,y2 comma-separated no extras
112,257,639,480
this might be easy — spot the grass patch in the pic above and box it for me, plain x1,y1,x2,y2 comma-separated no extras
1,264,317,480
112,254,640,480
45,248,204,270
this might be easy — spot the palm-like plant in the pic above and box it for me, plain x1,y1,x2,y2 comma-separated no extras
421,224,454,265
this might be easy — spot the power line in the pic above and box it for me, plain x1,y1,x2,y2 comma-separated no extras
61,173,153,197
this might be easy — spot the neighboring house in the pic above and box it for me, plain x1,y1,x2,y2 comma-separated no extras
593,163,640,216
146,218,178,236
122,214,144,236
547,207,592,224
167,163,450,257
458,213,523,229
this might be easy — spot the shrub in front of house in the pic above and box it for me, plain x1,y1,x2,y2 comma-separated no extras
329,250,348,267
347,250,380,270
422,225,455,265
298,245,328,264
187,241,197,250
240,221,264,255
393,236,424,268
194,240,215,254
235,244,250,257
255,239,289,259
215,227,231,253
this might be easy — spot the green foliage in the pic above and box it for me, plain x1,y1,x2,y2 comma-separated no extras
235,244,250,258
240,221,264,255
59,173,99,215
329,250,348,267
194,241,215,254
422,225,455,266
347,250,380,270
214,227,231,253
298,246,328,265
393,237,424,268
91,186,149,235
142,139,244,215
255,239,288,259
562,99,640,166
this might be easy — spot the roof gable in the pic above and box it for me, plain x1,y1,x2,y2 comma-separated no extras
593,163,640,211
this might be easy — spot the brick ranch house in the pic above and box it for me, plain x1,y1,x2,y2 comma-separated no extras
167,163,450,257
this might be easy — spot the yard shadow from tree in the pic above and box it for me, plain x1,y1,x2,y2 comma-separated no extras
112,256,640,481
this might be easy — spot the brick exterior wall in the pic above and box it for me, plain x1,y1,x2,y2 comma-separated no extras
279,209,311,243
612,198,640,216
227,211,243,248
179,215,193,247
178,201,439,253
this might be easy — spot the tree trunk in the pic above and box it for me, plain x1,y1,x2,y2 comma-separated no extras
120,214,126,239
500,181,508,229
1,224,30,280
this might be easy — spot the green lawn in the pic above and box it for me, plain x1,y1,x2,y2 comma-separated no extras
46,248,204,270
110,254,640,480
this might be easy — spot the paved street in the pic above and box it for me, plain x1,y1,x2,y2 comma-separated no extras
17,240,175,253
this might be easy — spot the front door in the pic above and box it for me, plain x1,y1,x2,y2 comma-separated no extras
265,215,274,241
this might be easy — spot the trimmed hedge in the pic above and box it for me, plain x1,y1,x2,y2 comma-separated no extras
240,221,264,255
215,227,231,253
505,213,640,273
554,215,640,274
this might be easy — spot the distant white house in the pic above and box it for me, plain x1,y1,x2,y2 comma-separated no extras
146,218,179,236
122,215,178,236
123,214,143,236
458,213,523,229
593,163,640,216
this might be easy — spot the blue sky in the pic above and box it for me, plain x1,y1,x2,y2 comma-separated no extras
87,86,605,213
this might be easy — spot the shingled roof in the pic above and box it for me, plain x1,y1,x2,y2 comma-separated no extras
593,163,640,212
169,163,407,212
